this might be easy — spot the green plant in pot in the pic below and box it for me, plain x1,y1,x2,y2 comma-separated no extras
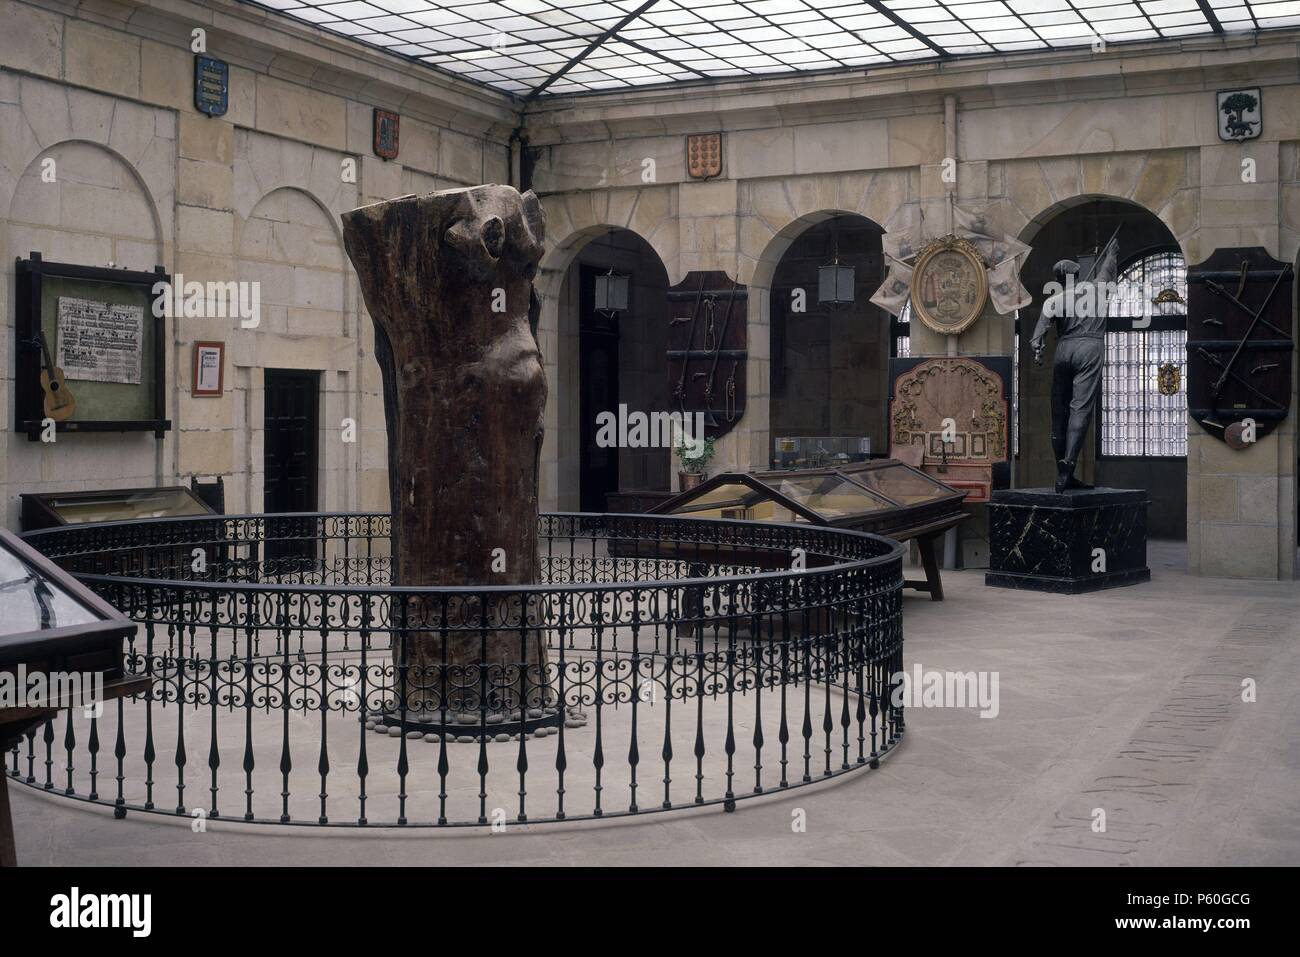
675,434,715,491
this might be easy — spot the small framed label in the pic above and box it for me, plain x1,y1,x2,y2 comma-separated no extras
373,108,400,160
194,56,229,117
191,341,225,397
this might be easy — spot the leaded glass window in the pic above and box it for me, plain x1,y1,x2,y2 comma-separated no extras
1102,251,1188,457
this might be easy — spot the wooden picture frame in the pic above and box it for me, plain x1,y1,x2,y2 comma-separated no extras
13,252,171,439
191,340,225,397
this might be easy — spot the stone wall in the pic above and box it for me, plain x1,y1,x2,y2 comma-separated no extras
530,32,1300,580
3,0,1296,580
0,0,514,527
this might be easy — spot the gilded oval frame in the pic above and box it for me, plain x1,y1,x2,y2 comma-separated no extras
910,236,988,336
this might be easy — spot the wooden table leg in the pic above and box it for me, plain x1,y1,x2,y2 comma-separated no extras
918,532,944,602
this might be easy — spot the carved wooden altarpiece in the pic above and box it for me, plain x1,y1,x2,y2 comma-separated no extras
889,356,1012,502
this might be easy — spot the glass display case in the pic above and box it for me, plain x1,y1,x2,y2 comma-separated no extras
771,435,872,470
21,485,216,531
661,460,961,530
654,459,968,600
0,528,144,865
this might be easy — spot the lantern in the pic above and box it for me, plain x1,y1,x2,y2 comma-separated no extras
818,260,855,305
818,216,855,305
594,268,629,315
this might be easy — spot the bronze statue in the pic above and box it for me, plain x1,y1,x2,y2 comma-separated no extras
1030,230,1119,493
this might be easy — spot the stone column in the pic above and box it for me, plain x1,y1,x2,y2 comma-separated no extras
1187,142,1296,579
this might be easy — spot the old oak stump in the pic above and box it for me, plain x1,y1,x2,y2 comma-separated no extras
342,185,552,731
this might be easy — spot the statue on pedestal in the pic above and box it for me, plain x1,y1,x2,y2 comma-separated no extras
1031,230,1120,493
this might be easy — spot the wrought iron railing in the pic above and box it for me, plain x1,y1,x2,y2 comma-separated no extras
14,512,905,827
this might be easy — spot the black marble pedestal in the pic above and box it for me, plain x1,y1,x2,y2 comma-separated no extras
985,488,1150,594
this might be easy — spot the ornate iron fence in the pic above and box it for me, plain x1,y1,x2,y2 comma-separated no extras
13,513,905,827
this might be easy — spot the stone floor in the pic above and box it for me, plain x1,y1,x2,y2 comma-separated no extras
11,541,1299,866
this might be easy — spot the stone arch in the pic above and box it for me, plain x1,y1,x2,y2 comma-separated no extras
6,140,164,269
3,139,166,524
0,78,176,255
233,186,354,515
233,130,357,227
536,220,671,511
739,208,890,473
1014,193,1190,540
749,209,865,297
536,186,677,303
1003,147,1196,255
1017,193,1176,247
1016,194,1185,282
537,223,632,305
237,186,348,338
233,131,358,326
737,171,914,288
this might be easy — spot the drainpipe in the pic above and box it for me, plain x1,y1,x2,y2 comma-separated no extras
508,126,524,190
943,93,959,571
942,94,958,365
943,94,957,201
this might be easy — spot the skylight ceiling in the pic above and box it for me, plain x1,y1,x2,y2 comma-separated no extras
244,0,1300,98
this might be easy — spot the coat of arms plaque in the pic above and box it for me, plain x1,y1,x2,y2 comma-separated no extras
194,56,229,117
686,133,722,180
910,236,988,336
1157,362,1181,396
373,109,400,160
1217,88,1261,142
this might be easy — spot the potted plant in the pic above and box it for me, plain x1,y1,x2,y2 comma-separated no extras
675,434,715,491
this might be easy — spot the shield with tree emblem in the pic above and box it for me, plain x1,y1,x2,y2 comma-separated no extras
1217,88,1261,142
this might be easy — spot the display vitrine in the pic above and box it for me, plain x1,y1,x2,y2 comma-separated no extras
653,459,967,600
0,529,144,865
771,435,873,470
21,485,216,532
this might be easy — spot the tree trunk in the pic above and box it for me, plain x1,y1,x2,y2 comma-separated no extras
341,186,548,718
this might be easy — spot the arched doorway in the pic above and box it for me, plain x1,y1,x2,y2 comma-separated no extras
768,214,889,463
1017,198,1188,541
554,229,670,512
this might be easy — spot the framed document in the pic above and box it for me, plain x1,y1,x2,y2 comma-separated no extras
13,253,170,439
191,341,225,397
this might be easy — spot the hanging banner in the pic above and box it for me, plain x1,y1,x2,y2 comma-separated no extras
873,202,1033,328
870,256,913,316
988,256,1033,315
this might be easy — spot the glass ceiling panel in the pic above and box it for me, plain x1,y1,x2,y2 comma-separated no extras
239,0,1300,98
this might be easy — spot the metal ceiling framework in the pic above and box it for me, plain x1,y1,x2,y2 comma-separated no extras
242,0,1299,99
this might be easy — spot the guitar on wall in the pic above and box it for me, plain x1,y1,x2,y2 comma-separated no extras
36,330,76,421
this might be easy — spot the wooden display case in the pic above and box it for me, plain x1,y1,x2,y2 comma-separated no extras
653,459,969,600
20,485,216,532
